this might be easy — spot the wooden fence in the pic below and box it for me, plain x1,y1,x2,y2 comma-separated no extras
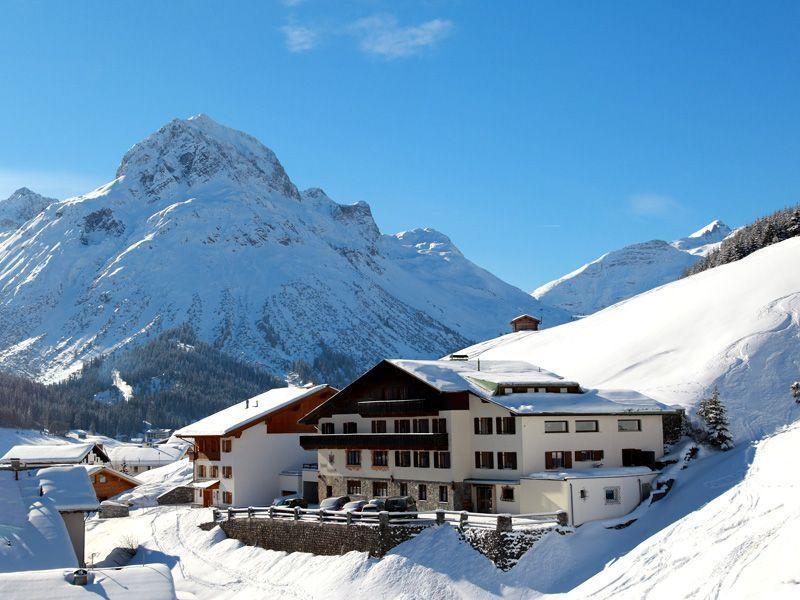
214,505,567,532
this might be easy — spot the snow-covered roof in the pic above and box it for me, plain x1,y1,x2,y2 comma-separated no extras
523,466,656,480
510,313,540,322
0,565,177,599
176,385,329,437
0,443,97,464
107,444,187,466
387,359,571,394
36,466,100,512
191,479,219,489
491,388,677,415
82,464,141,486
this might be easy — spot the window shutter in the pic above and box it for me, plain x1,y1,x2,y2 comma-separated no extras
509,453,517,469
497,452,504,469
564,451,573,469
487,419,493,435
545,452,554,470
475,452,481,468
496,417,502,434
488,452,494,469
474,418,479,434
509,418,516,435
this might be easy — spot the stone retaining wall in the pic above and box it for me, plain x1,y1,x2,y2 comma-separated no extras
157,485,194,505
220,516,426,557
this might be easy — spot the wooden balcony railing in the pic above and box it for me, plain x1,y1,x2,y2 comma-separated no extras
299,433,448,451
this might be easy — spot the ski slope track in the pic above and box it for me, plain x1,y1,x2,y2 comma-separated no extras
0,115,567,382
463,237,800,441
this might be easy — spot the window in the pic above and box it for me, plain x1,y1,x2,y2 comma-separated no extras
618,419,641,432
394,419,411,433
222,439,232,452
474,417,493,435
412,418,429,433
432,418,447,434
501,486,515,502
395,450,411,467
545,420,569,433
560,387,568,393
475,451,494,469
433,451,451,469
371,420,387,433
373,481,388,497
496,416,516,434
372,450,389,467
346,450,361,466
222,466,232,479
222,491,233,504
399,482,408,496
413,451,430,468
98,474,107,483
326,485,333,498
418,484,427,500
320,422,334,435
604,487,621,504
343,422,357,434
545,451,572,469
210,465,219,478
347,480,361,495
503,387,513,394
575,420,599,433
575,450,604,462
537,387,546,393
439,485,448,503
497,452,517,470
197,464,207,478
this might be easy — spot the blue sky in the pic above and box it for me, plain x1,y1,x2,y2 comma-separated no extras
1,1,798,289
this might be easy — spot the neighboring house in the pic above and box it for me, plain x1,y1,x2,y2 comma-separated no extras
82,465,140,501
300,357,678,526
0,443,110,467
176,384,337,508
144,428,173,444
0,564,178,599
107,444,188,475
0,465,99,572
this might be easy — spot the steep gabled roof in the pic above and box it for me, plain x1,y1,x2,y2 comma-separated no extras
82,464,141,487
176,384,332,437
106,444,187,466
510,313,541,323
36,466,99,512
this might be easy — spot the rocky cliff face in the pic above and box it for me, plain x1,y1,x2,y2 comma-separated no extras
0,114,567,383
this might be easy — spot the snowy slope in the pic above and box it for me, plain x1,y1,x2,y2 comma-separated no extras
565,421,800,600
461,237,800,441
533,221,732,315
0,115,567,382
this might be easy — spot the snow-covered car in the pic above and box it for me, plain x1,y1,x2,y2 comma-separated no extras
359,499,385,513
319,496,350,511
271,495,308,509
342,500,367,512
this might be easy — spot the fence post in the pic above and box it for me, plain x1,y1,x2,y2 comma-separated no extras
268,506,274,520
212,508,219,522
435,509,445,525
556,511,568,527
378,511,390,557
346,511,353,526
294,507,301,521
227,507,233,521
496,514,512,533
247,507,254,519
459,511,468,530
318,508,325,522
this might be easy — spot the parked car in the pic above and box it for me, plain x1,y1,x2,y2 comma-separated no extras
384,496,418,515
342,500,368,512
359,499,385,513
271,495,308,509
319,496,350,511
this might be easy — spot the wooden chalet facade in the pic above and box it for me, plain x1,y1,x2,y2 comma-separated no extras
510,314,541,332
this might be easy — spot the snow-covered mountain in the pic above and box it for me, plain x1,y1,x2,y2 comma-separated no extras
0,114,566,382
532,220,732,315
460,236,800,441
0,187,56,238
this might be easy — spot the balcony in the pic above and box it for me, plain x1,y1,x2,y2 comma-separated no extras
299,433,449,451
356,398,435,417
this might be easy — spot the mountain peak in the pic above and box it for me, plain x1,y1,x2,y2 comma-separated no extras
672,219,732,254
688,219,730,239
116,115,300,201
0,187,56,232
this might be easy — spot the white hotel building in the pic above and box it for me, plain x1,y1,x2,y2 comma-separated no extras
300,357,679,526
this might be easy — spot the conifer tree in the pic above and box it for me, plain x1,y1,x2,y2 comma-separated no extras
701,387,733,450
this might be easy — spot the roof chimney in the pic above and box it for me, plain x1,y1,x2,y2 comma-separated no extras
245,399,249,409
70,569,89,586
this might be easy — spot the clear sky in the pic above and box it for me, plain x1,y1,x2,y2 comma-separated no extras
1,1,798,289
